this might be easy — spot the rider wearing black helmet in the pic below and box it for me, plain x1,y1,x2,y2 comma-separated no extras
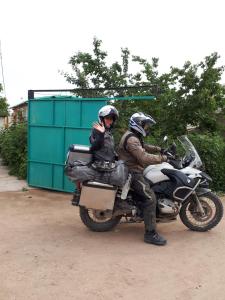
90,105,119,171
118,112,168,246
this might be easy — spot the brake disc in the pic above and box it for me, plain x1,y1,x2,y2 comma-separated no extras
189,200,213,222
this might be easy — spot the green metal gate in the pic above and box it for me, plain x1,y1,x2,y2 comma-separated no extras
28,96,107,192
28,94,155,193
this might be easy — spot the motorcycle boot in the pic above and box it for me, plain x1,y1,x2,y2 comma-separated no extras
144,230,167,246
71,191,80,206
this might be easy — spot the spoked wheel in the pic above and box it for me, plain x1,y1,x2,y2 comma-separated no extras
179,192,223,232
79,206,121,232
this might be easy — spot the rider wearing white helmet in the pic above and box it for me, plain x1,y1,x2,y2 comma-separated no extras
129,112,156,137
118,112,168,246
90,105,119,170
98,105,119,125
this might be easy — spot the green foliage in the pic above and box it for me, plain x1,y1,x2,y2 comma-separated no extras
63,38,139,96
0,83,9,117
63,38,225,191
162,53,225,135
63,38,225,139
188,133,225,192
0,123,27,179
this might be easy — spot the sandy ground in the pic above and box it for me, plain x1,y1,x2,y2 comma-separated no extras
0,189,224,300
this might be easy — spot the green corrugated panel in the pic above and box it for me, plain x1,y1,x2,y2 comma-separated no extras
28,96,107,192
28,95,155,192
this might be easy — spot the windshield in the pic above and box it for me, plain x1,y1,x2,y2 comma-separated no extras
177,135,202,169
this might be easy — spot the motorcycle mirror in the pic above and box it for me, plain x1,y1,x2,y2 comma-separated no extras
171,142,177,154
163,136,168,143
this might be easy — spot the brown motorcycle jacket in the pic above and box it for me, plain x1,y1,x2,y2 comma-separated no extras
118,130,167,172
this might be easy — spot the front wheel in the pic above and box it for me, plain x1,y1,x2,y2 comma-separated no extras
179,192,223,232
79,206,122,232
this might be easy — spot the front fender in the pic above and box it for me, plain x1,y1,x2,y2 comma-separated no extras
196,187,211,196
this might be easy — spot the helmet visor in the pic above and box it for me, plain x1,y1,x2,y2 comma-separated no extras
144,124,151,136
143,119,154,136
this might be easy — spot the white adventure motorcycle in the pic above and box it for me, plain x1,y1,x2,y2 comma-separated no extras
66,135,223,232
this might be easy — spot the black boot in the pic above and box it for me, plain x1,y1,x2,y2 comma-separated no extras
144,230,167,246
71,191,80,206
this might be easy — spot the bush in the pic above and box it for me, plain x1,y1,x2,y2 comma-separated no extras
189,133,225,192
0,122,27,179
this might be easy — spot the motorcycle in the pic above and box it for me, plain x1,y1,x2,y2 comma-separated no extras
66,135,223,232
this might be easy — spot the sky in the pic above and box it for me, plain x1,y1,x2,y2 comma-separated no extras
0,0,225,107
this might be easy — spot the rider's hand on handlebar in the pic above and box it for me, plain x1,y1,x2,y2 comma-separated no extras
164,150,175,160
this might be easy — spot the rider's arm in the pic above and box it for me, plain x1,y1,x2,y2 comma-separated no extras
89,128,105,151
144,144,161,154
126,136,167,168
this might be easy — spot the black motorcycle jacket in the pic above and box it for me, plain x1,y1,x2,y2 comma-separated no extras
89,127,116,163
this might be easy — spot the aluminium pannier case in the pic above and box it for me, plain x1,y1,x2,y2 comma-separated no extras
66,144,92,166
79,181,117,210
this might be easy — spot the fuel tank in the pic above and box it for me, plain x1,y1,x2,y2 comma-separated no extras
143,162,174,184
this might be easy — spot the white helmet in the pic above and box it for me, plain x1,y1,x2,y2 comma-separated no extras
98,105,119,123
129,112,156,137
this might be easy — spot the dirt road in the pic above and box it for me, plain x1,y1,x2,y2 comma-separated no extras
0,189,224,300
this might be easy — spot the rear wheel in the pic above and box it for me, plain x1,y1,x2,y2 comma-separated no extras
79,206,121,232
179,192,223,232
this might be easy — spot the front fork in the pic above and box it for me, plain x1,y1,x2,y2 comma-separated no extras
192,192,205,216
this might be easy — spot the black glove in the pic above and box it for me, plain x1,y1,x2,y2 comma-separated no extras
164,150,175,160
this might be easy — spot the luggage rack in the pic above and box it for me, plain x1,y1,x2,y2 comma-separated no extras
83,181,116,189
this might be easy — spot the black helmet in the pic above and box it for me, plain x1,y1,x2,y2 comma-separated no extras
129,112,156,137
98,105,119,123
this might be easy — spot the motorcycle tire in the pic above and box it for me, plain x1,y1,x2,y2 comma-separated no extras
79,206,122,232
179,192,223,232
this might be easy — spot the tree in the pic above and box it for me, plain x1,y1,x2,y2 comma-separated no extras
62,38,164,139
161,53,225,135
129,52,225,137
0,83,9,117
63,38,225,139
63,38,138,96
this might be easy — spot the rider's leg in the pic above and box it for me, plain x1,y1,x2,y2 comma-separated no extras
131,173,167,246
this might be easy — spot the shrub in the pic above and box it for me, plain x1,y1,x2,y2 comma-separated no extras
188,133,225,192
0,122,27,179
